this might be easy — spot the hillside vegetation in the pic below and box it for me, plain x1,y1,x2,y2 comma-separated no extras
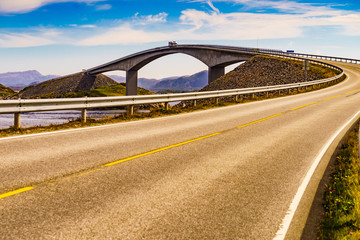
19,72,117,98
0,83,16,99
202,55,340,91
63,83,153,98
18,72,154,98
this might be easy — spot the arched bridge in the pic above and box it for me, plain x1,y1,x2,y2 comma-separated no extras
86,44,282,95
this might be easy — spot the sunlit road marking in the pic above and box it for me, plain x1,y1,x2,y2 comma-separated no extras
237,113,283,128
0,187,35,199
346,89,359,94
104,133,221,167
73,168,103,178
323,95,342,101
290,101,318,111
343,65,360,71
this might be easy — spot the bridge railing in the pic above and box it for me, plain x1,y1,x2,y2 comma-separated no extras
177,44,359,66
0,70,344,128
283,52,360,64
176,44,347,73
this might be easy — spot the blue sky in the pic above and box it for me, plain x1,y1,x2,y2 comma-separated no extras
0,0,359,79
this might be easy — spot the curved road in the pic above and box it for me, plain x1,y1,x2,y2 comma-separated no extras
1,61,360,239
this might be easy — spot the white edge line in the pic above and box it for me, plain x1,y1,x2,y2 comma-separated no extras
273,110,360,240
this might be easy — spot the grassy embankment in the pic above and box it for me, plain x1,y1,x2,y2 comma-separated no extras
28,83,153,98
0,84,16,97
319,125,360,239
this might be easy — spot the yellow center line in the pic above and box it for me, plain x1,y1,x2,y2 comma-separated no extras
104,132,221,167
0,186,35,199
323,95,342,101
73,168,103,178
345,89,359,94
237,113,283,128
344,66,360,71
291,101,318,111
0,91,348,199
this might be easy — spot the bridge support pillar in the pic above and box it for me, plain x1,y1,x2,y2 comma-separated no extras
208,66,225,84
126,70,138,96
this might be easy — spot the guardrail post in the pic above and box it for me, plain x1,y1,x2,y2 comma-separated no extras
265,91,269,98
235,95,238,102
215,97,219,104
81,109,87,123
193,100,197,107
14,113,21,129
128,105,134,116
165,102,169,110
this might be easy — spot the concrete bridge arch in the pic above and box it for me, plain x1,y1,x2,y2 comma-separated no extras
87,45,258,95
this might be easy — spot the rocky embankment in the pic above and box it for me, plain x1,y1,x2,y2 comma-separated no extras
202,55,339,91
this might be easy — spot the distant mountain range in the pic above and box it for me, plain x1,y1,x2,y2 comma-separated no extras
0,70,208,92
0,70,60,90
150,70,208,92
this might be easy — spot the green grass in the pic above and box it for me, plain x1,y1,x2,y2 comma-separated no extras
0,84,16,97
48,83,153,98
319,126,360,239
21,83,153,99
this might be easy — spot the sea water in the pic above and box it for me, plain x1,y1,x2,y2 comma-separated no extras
0,110,130,129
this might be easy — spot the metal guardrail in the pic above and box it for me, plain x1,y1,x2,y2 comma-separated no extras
0,71,344,128
0,46,349,129
0,76,342,114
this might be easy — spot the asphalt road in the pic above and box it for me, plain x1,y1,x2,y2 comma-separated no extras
1,62,360,239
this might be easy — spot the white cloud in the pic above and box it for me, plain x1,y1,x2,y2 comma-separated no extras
79,24,171,46
0,32,54,48
0,0,104,13
1,0,360,48
327,14,360,35
206,0,220,14
133,12,168,25
76,2,360,47
95,4,111,11
69,24,96,28
179,9,303,39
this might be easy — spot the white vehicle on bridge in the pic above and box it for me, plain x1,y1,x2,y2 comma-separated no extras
168,41,178,47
